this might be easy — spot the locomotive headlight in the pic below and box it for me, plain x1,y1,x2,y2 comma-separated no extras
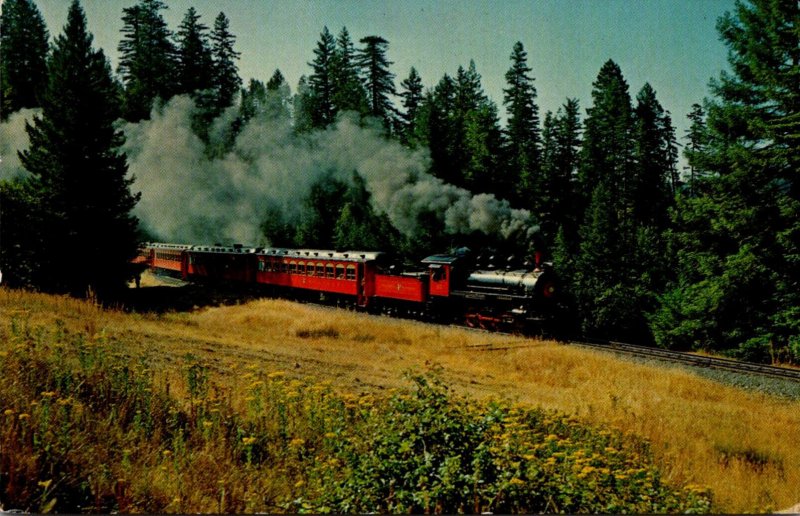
542,283,556,298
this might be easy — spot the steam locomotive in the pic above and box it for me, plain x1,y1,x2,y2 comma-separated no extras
134,242,558,333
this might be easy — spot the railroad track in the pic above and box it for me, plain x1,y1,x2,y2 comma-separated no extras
461,330,800,382
583,339,800,382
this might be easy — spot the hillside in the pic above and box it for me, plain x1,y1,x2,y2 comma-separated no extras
1,283,799,513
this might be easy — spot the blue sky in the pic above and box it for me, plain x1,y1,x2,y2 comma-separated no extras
35,0,735,153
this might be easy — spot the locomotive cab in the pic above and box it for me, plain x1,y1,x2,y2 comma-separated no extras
421,253,468,297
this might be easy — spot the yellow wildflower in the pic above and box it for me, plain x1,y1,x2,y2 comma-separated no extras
3,409,13,416
18,413,30,420
162,450,173,457
509,477,525,486
294,479,305,488
41,391,56,398
242,437,257,446
268,371,286,379
202,421,213,429
289,438,305,448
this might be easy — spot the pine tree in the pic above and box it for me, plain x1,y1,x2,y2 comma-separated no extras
631,83,674,230
238,72,292,128
652,0,800,362
661,111,681,196
684,103,710,196
332,27,368,116
307,27,337,128
210,12,241,111
358,35,397,132
19,0,139,297
455,61,506,197
117,0,177,121
333,172,400,250
0,0,49,118
295,173,348,248
175,7,214,97
539,98,582,249
239,79,267,125
463,101,504,195
578,60,634,218
398,67,424,146
503,41,541,204
265,69,292,121
428,73,462,185
570,62,668,341
293,75,315,133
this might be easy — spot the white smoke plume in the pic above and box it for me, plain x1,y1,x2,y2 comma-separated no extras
123,95,538,245
0,97,537,246
0,109,39,181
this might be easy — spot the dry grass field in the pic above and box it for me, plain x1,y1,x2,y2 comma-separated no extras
1,280,799,513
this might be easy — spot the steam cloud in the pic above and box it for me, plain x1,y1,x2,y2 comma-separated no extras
1,96,538,246
0,109,39,181
124,95,537,245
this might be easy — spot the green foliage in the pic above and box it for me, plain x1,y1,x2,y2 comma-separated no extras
305,27,337,129
331,28,368,118
421,62,507,201
0,319,713,513
117,0,177,121
301,370,711,514
0,179,41,288
357,35,397,133
210,12,241,111
0,0,49,118
398,67,424,146
18,0,140,297
175,7,214,97
294,173,349,248
503,41,541,206
538,98,581,249
654,0,799,361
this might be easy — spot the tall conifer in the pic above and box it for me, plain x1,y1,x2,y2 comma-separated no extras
210,12,241,110
117,0,176,121
332,27,368,116
307,27,337,128
20,0,139,296
0,0,49,118
358,35,397,132
503,42,541,204
175,7,213,97
652,0,800,362
398,67,424,146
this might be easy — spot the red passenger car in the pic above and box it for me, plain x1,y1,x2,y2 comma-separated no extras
146,243,190,274
255,249,382,307
184,245,258,283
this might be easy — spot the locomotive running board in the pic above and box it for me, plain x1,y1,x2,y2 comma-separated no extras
451,290,528,302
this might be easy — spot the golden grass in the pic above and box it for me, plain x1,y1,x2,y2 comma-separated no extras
1,285,798,513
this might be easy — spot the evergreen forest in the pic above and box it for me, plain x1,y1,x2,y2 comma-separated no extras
0,0,798,363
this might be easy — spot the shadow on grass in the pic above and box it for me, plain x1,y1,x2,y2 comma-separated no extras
114,281,268,314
